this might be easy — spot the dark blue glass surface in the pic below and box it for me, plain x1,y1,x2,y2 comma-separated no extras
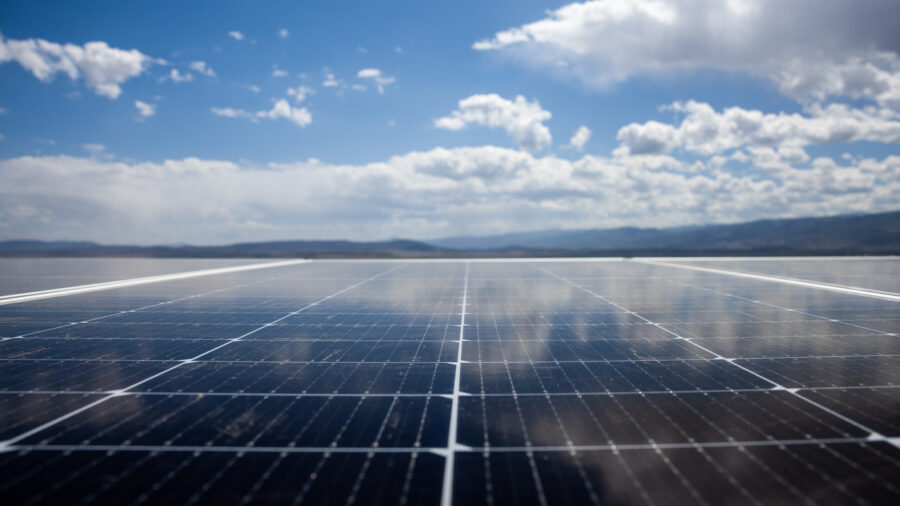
0,258,898,505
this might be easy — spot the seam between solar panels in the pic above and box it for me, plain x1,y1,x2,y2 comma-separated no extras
0,263,407,451
11,333,897,343
3,353,898,364
4,385,897,397
0,437,883,455
533,264,900,451
440,261,468,506
638,260,900,302
5,334,892,342
7,317,887,323
0,259,313,306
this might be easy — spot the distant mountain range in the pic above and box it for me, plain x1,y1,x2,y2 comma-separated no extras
1,210,898,257
0,239,441,258
427,210,900,253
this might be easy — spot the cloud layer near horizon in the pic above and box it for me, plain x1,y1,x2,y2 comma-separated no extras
1,145,897,244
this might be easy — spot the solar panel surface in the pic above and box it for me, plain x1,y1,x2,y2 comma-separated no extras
0,258,269,296
1,258,899,505
669,258,900,294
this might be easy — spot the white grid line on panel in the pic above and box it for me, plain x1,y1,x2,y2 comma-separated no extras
441,261,469,506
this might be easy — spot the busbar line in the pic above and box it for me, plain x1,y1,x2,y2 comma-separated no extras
638,260,900,302
441,261,470,506
0,259,312,306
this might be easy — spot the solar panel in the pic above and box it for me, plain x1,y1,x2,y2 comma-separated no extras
669,258,900,294
0,258,269,297
1,258,899,505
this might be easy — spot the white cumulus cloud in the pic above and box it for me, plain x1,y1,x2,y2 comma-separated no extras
189,61,215,77
435,94,553,152
473,0,900,108
212,99,311,127
259,99,312,127
615,100,900,157
357,68,396,94
569,126,592,150
228,31,245,41
0,34,155,99
164,68,193,83
134,100,156,117
287,85,314,102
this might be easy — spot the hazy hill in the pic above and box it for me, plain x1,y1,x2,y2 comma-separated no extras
1,210,898,257
428,210,900,253
0,239,441,258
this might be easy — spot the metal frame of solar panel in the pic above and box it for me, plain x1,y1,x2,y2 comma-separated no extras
0,258,898,505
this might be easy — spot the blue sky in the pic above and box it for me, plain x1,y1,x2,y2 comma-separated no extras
1,0,899,244
1,0,591,163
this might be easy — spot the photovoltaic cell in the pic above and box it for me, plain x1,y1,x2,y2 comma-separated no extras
0,258,899,505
